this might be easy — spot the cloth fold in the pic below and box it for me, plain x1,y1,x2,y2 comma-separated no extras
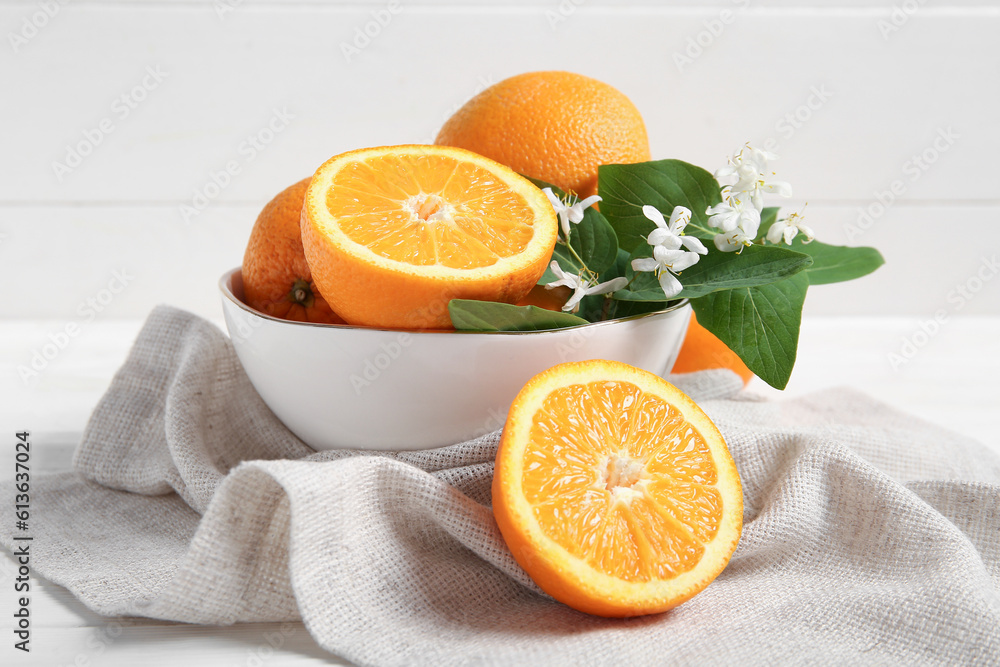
3,305,999,666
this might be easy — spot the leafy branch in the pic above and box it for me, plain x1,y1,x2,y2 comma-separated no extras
449,157,885,389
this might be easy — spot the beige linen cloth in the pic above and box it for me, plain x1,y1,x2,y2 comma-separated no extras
3,305,1000,666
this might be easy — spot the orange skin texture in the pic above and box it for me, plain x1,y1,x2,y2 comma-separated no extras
303,234,547,330
241,179,345,324
672,312,754,385
435,71,651,198
300,145,559,330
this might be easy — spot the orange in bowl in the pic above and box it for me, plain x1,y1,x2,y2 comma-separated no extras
301,145,559,329
242,178,344,324
435,71,650,198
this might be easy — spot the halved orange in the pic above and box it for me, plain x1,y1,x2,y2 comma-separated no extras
301,145,558,329
493,360,743,617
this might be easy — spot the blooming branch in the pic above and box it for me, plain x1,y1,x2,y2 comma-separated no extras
545,261,628,312
630,205,707,298
766,211,814,245
707,144,794,252
542,188,602,240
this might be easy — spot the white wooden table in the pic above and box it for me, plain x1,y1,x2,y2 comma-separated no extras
2,317,998,666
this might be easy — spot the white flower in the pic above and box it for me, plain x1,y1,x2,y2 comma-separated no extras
631,247,701,298
705,190,760,233
631,245,702,299
715,144,792,210
706,189,761,253
713,227,757,253
712,206,761,252
766,212,814,245
544,261,628,312
715,152,762,195
630,205,707,298
642,205,708,255
542,188,602,239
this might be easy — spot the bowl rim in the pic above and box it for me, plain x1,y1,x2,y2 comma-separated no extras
220,267,689,336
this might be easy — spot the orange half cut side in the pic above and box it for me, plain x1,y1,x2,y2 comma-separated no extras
493,360,743,617
301,145,558,329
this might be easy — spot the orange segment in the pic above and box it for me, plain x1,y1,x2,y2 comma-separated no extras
626,495,703,580
302,145,558,329
493,360,743,617
644,478,722,543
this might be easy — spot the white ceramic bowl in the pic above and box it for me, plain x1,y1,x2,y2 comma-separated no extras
220,268,691,451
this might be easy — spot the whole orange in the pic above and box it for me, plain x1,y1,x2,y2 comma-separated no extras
435,71,650,198
242,178,344,324
672,313,754,385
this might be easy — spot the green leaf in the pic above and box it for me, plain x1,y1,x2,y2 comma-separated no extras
599,248,665,316
569,207,619,274
612,244,812,302
690,273,809,390
574,293,609,323
448,300,588,332
758,207,884,285
538,264,558,285
611,246,666,301
675,245,813,298
613,279,668,303
603,247,632,280
598,160,722,253
611,299,674,320
601,248,680,318
790,240,884,285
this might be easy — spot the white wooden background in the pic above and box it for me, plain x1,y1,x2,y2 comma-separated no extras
1,0,998,322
